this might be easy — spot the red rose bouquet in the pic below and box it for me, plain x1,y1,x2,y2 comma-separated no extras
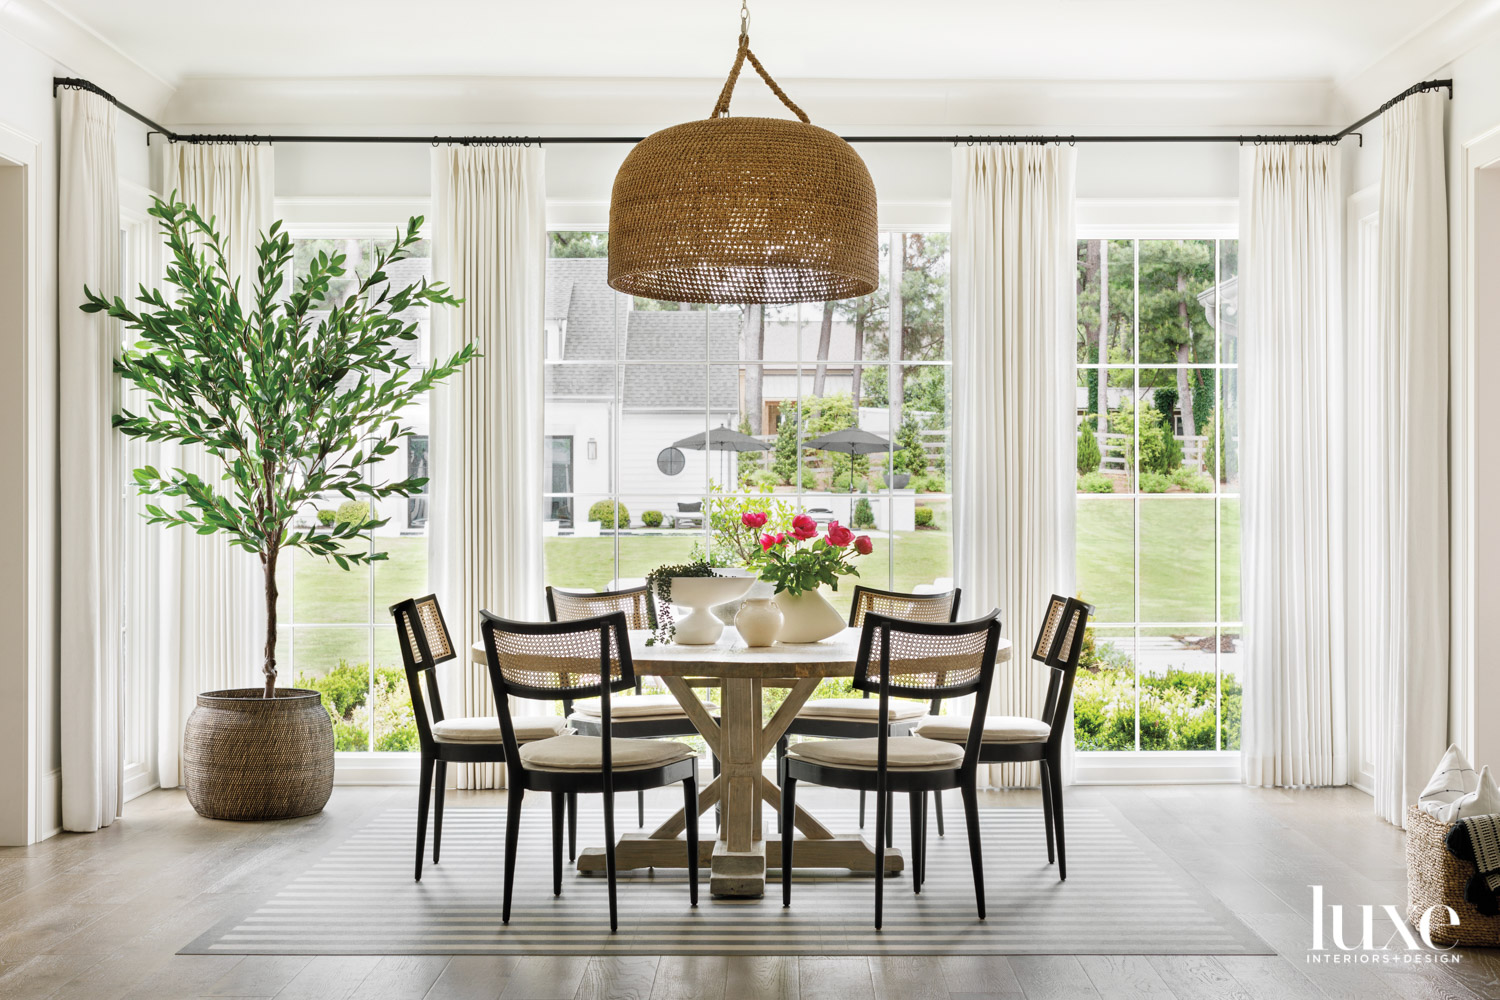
747,511,873,597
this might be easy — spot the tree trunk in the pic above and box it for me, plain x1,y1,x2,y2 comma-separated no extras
812,301,834,398
744,304,765,434
1175,269,1197,441
262,547,279,698
851,300,867,411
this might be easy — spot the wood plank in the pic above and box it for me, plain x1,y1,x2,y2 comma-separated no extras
581,831,902,873
274,955,380,1000
758,676,822,757
424,956,516,1000
651,956,727,1000
346,956,449,1000
1146,957,1250,1000
1007,956,1101,1000
501,957,592,1000
723,956,798,1000
870,956,947,1000
574,956,658,1000
799,957,875,1000
1076,955,1175,997
203,956,312,997
759,774,835,840
119,956,245,1000
938,956,1021,995
660,676,723,756
1214,956,1323,1000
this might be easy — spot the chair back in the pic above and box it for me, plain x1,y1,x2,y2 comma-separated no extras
389,594,457,752
478,609,636,769
854,610,1002,776
847,585,961,628
547,584,652,630
1032,595,1094,747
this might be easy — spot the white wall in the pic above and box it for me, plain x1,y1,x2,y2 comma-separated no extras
0,22,152,843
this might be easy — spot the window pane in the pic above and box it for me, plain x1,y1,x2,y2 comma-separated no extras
1218,239,1240,365
1077,239,1103,365
892,496,950,597
1139,499,1216,622
1076,498,1134,623
617,496,707,584
1106,239,1136,363
293,534,370,625
1217,368,1241,491
1220,498,1241,621
372,628,418,752
547,362,617,524
1221,629,1243,750
1138,626,1219,750
899,233,949,363
291,627,371,753
1136,367,1217,493
1073,628,1136,751
1136,239,1216,365
544,535,618,592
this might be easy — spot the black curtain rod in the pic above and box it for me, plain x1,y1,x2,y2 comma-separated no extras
53,76,1453,148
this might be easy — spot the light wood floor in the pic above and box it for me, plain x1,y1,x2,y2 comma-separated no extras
1,782,1496,1000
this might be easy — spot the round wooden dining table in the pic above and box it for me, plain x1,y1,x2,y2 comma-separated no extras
474,626,1012,898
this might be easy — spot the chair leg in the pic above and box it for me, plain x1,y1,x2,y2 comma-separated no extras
1039,759,1056,865
683,775,699,908
1047,753,1066,881
432,761,447,865
886,790,894,849
874,781,887,930
567,791,578,862
604,786,619,932
859,789,866,830
934,788,946,837
962,781,985,920
781,775,797,907
414,755,434,882
551,791,565,896
776,737,788,786
502,787,523,924
908,791,924,894
637,789,645,829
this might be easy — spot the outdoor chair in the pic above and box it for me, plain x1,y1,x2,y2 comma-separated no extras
390,594,568,882
548,585,721,854
776,586,961,842
781,609,1002,929
914,595,1093,880
480,609,700,932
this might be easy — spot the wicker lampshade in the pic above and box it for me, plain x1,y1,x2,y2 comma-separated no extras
608,33,878,305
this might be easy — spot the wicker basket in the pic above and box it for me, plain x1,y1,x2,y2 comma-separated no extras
183,688,334,822
1406,804,1500,946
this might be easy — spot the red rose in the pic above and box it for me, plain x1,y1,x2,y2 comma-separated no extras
790,513,818,540
759,532,779,552
854,534,874,555
742,511,768,528
825,521,854,547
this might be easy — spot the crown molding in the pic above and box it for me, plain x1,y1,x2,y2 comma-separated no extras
163,75,1336,132
0,0,173,117
1335,0,1500,120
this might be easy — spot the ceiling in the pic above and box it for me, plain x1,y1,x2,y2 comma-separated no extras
50,0,1465,86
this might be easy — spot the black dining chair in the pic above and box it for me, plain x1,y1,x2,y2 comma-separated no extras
781,609,1002,930
390,594,568,882
775,585,961,843
914,595,1093,880
479,608,700,932
548,585,721,849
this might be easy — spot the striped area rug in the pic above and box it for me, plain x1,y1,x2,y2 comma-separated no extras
183,804,1271,956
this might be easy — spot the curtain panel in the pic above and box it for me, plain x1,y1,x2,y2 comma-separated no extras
154,144,275,788
59,88,121,832
1238,143,1349,788
430,145,547,790
950,144,1078,788
1369,91,1450,827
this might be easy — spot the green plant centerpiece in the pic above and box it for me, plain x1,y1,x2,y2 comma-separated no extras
81,197,475,820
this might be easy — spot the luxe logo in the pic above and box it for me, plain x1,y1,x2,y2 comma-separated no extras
1307,885,1461,964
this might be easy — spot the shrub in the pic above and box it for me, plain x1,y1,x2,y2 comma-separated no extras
1137,405,1171,475
914,506,935,527
747,469,780,490
1077,472,1114,493
1076,419,1101,475
335,500,371,528
316,508,337,526
641,509,664,528
1139,471,1171,493
853,497,876,528
588,499,629,528
1153,386,1178,422
772,408,799,484
1171,467,1213,493
1071,633,1240,752
894,416,928,475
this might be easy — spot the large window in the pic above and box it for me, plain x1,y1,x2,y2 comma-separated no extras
1073,237,1241,753
543,231,953,624
276,231,432,753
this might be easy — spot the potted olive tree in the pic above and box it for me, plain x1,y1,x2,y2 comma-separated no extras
83,197,474,820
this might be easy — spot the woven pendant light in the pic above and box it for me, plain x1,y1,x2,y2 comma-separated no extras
608,12,878,304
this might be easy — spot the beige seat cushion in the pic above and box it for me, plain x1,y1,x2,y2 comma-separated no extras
571,693,718,720
795,697,927,723
914,714,1052,744
432,715,567,744
519,735,697,772
786,736,963,771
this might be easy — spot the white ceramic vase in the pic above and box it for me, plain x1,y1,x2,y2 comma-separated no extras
773,588,846,644
735,596,784,647
669,576,754,644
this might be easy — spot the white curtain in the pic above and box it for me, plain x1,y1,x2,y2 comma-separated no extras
951,144,1078,788
59,89,121,832
155,144,275,788
1369,92,1450,826
431,146,547,789
1238,143,1348,788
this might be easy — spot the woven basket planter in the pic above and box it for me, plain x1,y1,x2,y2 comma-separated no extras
184,688,334,822
1406,804,1500,946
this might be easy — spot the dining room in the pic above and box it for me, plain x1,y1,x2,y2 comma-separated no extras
4,0,1500,997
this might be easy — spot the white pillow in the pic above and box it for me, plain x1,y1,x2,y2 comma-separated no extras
1419,744,1500,822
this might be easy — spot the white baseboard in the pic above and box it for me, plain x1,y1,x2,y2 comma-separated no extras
1071,750,1242,785
36,766,61,841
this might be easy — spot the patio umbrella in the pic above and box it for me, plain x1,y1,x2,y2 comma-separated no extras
672,424,772,486
802,427,891,492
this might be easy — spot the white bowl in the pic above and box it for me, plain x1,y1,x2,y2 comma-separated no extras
670,576,755,644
